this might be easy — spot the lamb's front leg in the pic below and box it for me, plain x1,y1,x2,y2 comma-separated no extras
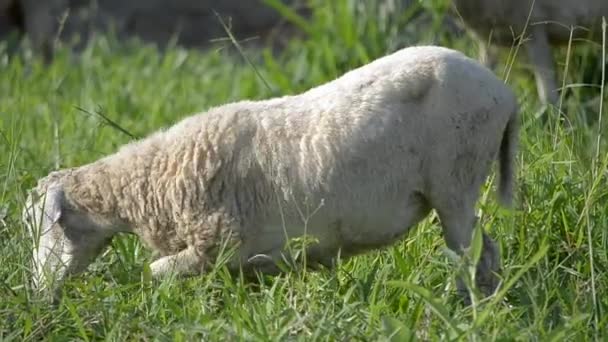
149,247,205,278
150,211,241,278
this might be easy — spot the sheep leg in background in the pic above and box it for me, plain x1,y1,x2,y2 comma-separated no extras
149,246,205,278
525,24,560,108
478,39,499,70
435,199,501,302
20,0,68,63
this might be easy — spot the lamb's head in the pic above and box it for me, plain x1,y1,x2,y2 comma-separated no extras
22,170,114,294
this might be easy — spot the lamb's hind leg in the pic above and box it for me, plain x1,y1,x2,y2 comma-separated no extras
434,197,501,302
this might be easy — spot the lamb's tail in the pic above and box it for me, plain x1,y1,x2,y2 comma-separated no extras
498,104,519,207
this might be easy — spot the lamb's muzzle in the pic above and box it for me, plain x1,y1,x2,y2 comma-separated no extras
22,45,519,302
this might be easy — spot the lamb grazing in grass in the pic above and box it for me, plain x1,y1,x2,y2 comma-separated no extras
22,45,519,302
452,0,608,107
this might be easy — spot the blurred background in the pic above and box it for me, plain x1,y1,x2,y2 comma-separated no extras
0,0,463,61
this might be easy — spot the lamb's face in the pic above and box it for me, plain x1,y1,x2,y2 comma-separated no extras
22,183,72,291
23,174,116,295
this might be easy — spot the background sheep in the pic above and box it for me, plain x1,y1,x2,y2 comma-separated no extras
1,0,68,62
452,0,608,109
22,45,518,302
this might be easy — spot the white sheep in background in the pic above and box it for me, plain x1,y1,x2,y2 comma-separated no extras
453,0,608,108
22,45,518,302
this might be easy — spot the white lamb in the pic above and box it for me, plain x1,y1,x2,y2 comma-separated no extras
22,45,518,301
453,0,608,107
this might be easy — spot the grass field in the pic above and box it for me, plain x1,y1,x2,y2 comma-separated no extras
1,0,607,340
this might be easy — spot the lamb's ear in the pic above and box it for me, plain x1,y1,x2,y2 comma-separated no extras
41,184,65,228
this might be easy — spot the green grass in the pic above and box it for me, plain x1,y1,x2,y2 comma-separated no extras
1,0,607,340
